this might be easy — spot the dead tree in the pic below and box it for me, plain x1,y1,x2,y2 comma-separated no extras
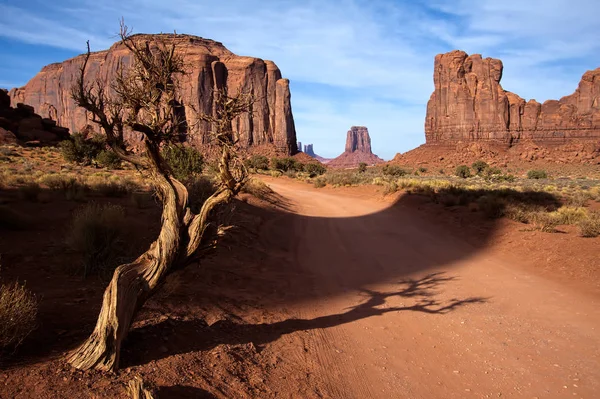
66,23,251,371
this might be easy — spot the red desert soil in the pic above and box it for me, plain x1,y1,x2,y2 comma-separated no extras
1,177,599,398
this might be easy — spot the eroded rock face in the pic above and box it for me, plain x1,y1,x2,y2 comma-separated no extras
329,126,384,167
303,144,315,157
10,34,298,154
425,50,600,143
0,89,69,144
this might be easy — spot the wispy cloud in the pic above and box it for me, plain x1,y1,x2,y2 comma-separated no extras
0,0,598,159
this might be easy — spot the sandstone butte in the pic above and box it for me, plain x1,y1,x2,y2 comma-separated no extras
328,126,384,168
9,34,298,155
394,50,599,165
425,50,600,143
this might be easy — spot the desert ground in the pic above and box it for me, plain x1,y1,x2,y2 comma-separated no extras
1,147,598,398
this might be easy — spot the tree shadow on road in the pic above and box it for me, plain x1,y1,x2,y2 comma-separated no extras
121,272,487,367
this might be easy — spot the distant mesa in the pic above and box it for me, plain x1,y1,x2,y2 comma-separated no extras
9,33,298,155
328,126,384,168
394,50,600,166
0,89,69,145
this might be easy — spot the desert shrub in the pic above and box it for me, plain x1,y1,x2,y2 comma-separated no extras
551,206,588,225
382,165,408,177
485,167,502,177
455,165,471,178
305,163,326,177
59,133,105,165
162,145,204,181
503,203,531,223
0,280,37,351
93,181,130,197
40,174,86,200
438,193,459,207
358,163,367,173
578,212,600,237
242,178,274,200
66,203,127,278
18,182,41,202
186,176,217,213
0,205,30,230
477,195,505,219
313,177,326,188
271,157,303,172
471,160,489,175
566,191,592,207
418,167,428,173
95,150,121,169
527,169,548,179
530,212,559,233
245,155,270,171
383,181,399,195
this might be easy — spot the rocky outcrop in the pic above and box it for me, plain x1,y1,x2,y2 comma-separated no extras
303,144,315,157
10,34,298,154
0,89,69,145
425,50,600,144
328,126,384,168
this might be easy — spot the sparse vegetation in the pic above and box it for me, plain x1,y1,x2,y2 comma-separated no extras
455,165,471,178
578,212,600,237
305,163,326,177
358,163,367,173
65,203,127,278
0,276,37,351
161,144,204,181
271,157,304,172
472,160,489,175
245,155,270,171
382,164,408,177
59,132,106,166
527,169,548,179
242,178,274,200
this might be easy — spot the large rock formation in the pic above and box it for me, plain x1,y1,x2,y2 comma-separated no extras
0,89,69,145
328,126,384,168
9,34,298,154
302,143,330,164
425,50,600,144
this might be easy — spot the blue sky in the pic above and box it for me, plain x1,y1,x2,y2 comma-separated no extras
1,0,599,159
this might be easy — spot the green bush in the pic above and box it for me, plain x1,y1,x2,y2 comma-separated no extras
66,203,127,278
527,170,548,179
418,167,428,173
313,177,326,188
270,157,304,172
95,150,121,169
245,154,270,170
471,160,489,175
358,163,367,173
382,165,408,177
162,145,204,181
305,163,326,177
455,165,471,178
59,133,105,165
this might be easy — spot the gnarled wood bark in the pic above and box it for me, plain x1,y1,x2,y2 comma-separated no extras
127,376,158,399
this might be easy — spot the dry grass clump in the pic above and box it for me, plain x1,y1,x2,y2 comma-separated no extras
66,203,127,278
578,211,600,237
241,178,274,201
0,279,37,351
17,182,41,202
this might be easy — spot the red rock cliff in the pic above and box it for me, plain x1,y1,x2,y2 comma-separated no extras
328,126,384,167
10,34,298,154
425,50,600,144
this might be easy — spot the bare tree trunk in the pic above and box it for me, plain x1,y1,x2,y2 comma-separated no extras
127,376,157,399
66,142,231,371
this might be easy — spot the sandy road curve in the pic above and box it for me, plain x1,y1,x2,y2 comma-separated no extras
262,178,600,399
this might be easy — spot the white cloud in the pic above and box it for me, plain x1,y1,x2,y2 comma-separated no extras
0,0,598,157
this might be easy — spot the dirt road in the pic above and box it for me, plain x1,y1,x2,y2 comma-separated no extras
262,178,600,399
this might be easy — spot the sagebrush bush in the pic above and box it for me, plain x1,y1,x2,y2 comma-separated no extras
455,165,471,178
305,163,326,177
95,150,121,169
313,177,326,188
271,157,304,172
66,203,127,278
472,160,489,175
527,169,548,179
162,145,204,180
59,133,106,165
477,195,505,219
358,163,367,173
0,280,37,351
382,165,408,177
578,212,600,237
245,154,270,170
